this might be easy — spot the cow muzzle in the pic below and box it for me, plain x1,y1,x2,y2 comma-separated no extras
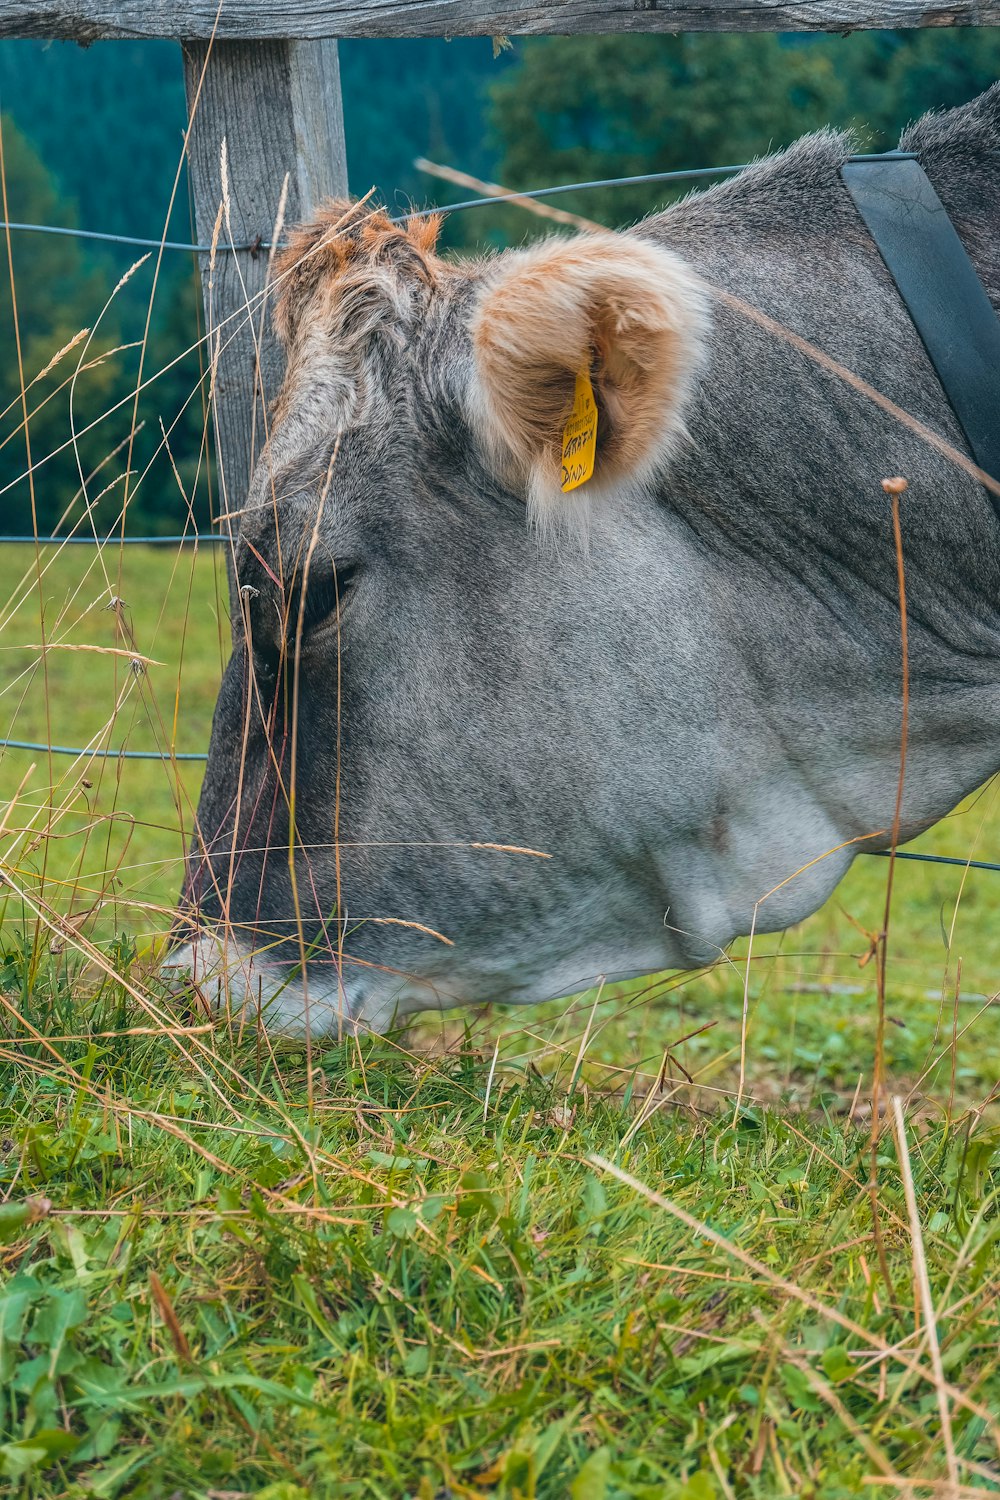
161,929,398,1036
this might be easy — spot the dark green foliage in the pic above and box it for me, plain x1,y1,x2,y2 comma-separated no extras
490,33,854,226
488,30,1000,226
340,37,510,206
0,108,212,539
843,28,1000,138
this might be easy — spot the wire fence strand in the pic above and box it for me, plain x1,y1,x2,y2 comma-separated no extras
0,740,207,761
0,163,749,253
0,534,225,546
0,733,994,874
0,153,918,255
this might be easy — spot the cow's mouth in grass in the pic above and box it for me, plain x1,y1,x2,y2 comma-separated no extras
162,927,441,1036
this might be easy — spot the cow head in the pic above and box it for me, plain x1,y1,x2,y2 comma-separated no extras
169,200,711,1033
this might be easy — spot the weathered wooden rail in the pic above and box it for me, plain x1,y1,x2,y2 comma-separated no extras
4,1,999,38
2,0,992,566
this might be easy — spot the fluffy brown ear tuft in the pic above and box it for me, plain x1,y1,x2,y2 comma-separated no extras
469,233,708,530
272,199,443,347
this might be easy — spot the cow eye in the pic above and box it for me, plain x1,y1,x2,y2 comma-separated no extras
292,561,357,638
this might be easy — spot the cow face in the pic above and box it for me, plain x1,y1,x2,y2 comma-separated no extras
170,202,710,1034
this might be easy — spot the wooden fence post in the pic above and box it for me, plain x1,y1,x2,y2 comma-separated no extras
182,40,348,590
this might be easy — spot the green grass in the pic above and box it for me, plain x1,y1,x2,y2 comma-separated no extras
0,543,227,933
1,976,998,1498
1,543,999,1497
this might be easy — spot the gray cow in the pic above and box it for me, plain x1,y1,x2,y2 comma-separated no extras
169,86,1000,1035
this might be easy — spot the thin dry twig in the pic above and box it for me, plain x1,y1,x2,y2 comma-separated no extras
891,1095,959,1494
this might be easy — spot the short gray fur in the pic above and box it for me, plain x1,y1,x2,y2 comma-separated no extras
182,40,348,602
3,0,998,38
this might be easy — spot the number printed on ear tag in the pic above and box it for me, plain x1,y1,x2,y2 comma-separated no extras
560,366,598,493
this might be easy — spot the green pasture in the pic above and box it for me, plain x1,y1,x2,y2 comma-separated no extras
0,542,227,936
0,542,998,1497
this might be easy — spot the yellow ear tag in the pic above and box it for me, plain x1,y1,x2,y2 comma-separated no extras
560,365,598,493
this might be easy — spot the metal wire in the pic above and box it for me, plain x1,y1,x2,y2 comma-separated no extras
0,739,206,761
398,163,747,219
0,152,919,256
0,534,225,546
0,221,238,253
867,849,1000,874
0,165,747,253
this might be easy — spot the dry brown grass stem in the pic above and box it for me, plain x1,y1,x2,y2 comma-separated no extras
906,991,998,1110
35,1205,364,1220
735,827,890,1121
860,1483,996,1497
891,1095,959,1493
482,1036,501,1123
0,765,36,846
0,1025,214,1042
779,1339,898,1479
289,447,339,1104
19,644,164,665
874,482,911,1122
468,840,552,857
148,1270,192,1363
25,326,90,388
68,254,153,601
415,157,591,230
866,483,911,1307
364,915,454,946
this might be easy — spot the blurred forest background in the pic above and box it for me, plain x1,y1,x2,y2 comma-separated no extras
1,29,999,537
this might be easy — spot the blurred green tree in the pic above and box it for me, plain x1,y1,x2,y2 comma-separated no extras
0,115,212,538
0,115,125,538
851,28,1000,137
488,34,854,228
487,30,1000,229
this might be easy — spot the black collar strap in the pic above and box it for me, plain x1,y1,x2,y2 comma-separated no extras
841,152,1000,502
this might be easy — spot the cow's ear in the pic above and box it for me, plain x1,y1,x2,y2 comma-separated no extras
469,232,708,532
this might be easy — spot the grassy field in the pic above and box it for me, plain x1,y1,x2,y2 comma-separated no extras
0,542,228,940
1,543,998,1497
